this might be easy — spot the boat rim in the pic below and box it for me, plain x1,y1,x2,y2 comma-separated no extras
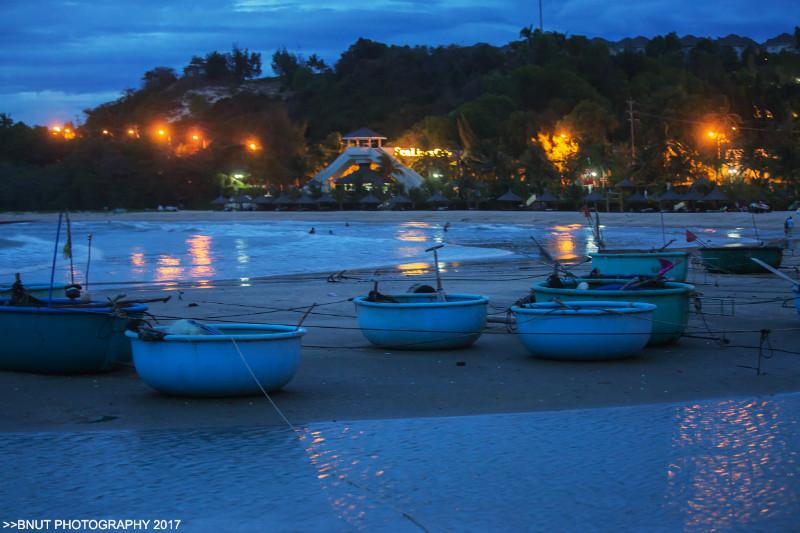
533,279,694,296
125,323,306,342
512,301,657,316
698,244,784,251
353,293,489,309
0,302,148,314
590,251,689,258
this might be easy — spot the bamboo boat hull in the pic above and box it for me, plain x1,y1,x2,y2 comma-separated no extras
354,293,488,350
698,246,783,274
0,300,147,373
512,301,656,359
127,324,305,397
533,279,694,345
589,251,689,281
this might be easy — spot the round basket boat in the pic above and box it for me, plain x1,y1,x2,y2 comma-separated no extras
0,300,147,374
126,324,305,397
511,301,656,360
795,289,800,316
353,293,488,350
697,245,783,274
589,251,689,282
532,279,694,345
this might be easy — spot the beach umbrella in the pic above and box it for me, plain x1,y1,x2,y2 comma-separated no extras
536,191,559,203
253,195,273,206
655,190,683,202
274,194,295,206
583,189,605,203
296,193,317,206
428,191,450,205
316,193,336,204
496,190,523,203
210,195,228,206
626,191,648,203
388,194,412,208
359,192,382,205
704,188,729,202
614,178,636,190
682,189,705,202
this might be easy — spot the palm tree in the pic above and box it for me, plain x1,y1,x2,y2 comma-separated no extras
376,152,403,182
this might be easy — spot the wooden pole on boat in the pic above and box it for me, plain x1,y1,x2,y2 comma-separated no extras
751,213,761,242
47,212,64,306
84,233,93,298
426,244,446,302
751,257,799,288
64,212,75,285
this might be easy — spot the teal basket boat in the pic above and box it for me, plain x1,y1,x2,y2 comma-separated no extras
589,251,689,282
0,300,147,373
532,279,694,345
697,245,783,274
0,283,67,299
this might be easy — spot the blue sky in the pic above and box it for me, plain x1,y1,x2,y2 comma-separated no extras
1,0,794,125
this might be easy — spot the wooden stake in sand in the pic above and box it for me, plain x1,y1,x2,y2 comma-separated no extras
425,244,446,302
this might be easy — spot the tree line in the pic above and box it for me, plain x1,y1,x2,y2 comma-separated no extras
1,30,799,211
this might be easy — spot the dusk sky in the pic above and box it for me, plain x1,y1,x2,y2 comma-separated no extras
1,0,794,125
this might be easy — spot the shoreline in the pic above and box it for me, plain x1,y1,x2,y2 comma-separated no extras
3,247,800,433
1,208,798,230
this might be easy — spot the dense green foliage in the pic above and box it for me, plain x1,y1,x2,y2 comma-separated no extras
1,30,799,210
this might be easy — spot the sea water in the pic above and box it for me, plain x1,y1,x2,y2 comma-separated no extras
0,394,798,532
0,220,774,288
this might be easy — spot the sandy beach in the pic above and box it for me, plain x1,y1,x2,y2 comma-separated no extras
1,208,798,230
1,210,799,433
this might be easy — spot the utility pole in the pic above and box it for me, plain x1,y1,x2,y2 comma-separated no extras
626,98,636,166
538,0,543,32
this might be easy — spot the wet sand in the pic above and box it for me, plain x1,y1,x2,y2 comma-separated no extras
1,208,798,231
2,247,799,432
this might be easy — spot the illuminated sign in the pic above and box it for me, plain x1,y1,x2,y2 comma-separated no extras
393,147,453,158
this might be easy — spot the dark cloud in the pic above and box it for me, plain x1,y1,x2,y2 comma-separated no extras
0,0,793,124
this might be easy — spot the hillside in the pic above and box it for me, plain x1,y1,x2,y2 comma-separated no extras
1,29,799,211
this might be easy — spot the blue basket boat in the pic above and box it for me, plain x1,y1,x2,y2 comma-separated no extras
0,300,148,373
589,251,689,282
533,279,694,345
126,324,305,397
353,293,488,350
0,283,67,299
511,301,656,360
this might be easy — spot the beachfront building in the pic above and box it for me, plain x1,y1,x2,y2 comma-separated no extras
310,128,424,192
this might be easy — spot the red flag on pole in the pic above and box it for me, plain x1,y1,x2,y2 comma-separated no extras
685,229,697,243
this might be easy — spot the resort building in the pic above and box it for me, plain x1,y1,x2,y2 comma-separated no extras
310,128,424,191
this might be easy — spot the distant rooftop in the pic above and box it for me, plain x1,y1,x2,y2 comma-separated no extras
342,128,387,140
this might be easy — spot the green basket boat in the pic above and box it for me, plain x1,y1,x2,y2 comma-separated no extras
532,278,695,345
0,299,148,374
697,245,783,274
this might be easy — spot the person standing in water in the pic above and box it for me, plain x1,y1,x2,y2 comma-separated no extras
309,227,316,235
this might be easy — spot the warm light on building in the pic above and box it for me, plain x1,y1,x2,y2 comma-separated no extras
50,124,75,140
245,139,260,152
536,132,579,175
393,147,453,158
101,129,110,136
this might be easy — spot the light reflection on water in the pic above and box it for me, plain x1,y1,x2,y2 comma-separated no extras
1,219,778,288
2,395,798,531
666,399,798,531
